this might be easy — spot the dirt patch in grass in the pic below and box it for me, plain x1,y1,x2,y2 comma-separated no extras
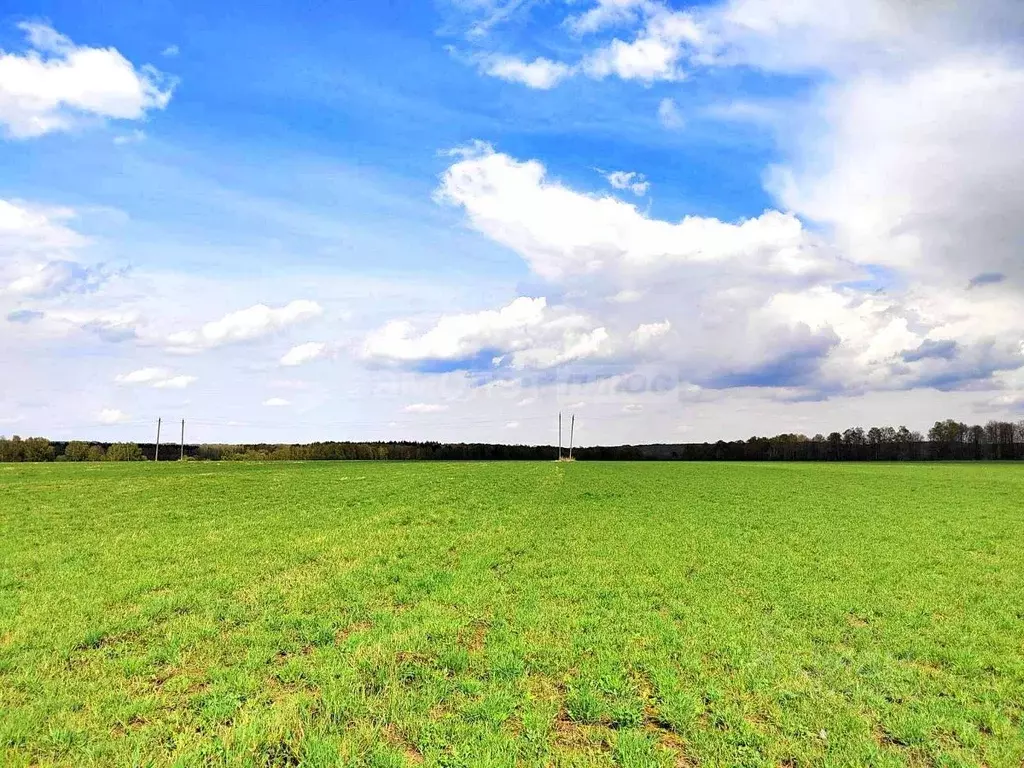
381,724,424,764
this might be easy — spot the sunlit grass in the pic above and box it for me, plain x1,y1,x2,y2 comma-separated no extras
1,461,1022,767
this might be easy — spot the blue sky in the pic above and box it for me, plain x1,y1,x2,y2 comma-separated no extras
1,0,1022,444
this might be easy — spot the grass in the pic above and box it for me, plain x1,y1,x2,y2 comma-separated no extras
0,461,1022,767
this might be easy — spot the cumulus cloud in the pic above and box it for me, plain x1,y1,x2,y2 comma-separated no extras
583,9,702,81
280,341,327,367
363,296,613,371
482,55,573,89
0,22,174,139
97,408,128,424
421,136,1024,399
769,57,1024,289
166,300,323,353
436,143,835,281
630,320,670,346
262,397,290,407
115,368,196,389
604,170,649,195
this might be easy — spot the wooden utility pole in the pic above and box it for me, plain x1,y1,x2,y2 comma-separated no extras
558,412,562,460
180,419,185,461
155,418,162,462
569,414,575,460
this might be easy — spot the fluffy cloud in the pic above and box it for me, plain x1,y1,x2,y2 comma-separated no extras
630,320,670,347
115,368,196,389
769,58,1024,289
582,9,702,81
468,0,1024,89
166,300,323,353
97,408,128,424
437,143,836,281
604,170,649,195
413,135,1024,399
0,22,174,138
280,341,327,367
0,199,122,306
263,397,290,407
482,55,573,89
0,199,85,253
363,296,614,370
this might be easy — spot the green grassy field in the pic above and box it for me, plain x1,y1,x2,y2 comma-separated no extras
1,461,1022,767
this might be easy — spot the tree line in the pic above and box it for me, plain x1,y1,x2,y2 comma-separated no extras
1,418,1022,462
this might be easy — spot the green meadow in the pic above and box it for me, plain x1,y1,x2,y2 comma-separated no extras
1,461,1022,767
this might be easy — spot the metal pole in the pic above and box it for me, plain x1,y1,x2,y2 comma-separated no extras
569,414,575,460
558,412,562,460
180,419,185,461
155,418,161,462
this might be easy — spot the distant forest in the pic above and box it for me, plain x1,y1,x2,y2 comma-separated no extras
2,418,1023,462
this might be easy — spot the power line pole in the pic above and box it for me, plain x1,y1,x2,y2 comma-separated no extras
558,412,562,460
180,419,185,461
155,417,161,462
569,414,575,460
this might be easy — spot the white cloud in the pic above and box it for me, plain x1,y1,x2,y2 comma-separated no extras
364,296,546,362
426,139,1024,398
363,296,612,370
583,8,702,81
505,420,520,428
114,368,196,389
97,408,128,424
0,22,174,139
153,375,196,389
770,58,1024,290
482,55,573,89
566,0,652,34
280,341,327,367
657,97,684,128
166,300,323,353
604,170,649,195
4,260,113,298
161,45,179,57
0,196,116,303
630,320,671,347
12,308,142,341
262,397,290,407
403,403,449,413
436,143,833,281
115,367,168,385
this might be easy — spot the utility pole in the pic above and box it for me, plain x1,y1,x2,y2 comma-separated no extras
569,414,575,460
155,417,161,462
180,419,185,461
558,412,562,460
